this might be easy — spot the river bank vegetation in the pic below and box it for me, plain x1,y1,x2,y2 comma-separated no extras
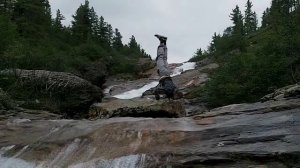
190,0,300,107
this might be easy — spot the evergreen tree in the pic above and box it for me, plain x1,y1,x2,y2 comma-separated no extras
112,28,123,50
129,35,138,49
99,16,108,44
0,0,15,16
261,8,271,28
230,5,246,51
244,0,257,34
12,0,52,39
106,24,113,46
194,48,203,57
89,7,99,38
53,9,64,29
71,0,91,41
269,0,292,27
0,14,16,54
208,33,220,54
230,5,244,35
0,0,152,81
223,27,233,36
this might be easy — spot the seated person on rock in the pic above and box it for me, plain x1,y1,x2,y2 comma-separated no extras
148,34,183,100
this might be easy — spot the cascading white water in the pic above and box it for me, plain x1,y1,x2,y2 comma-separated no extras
0,145,35,168
70,154,146,168
171,62,196,77
113,62,196,99
113,81,159,99
0,143,147,168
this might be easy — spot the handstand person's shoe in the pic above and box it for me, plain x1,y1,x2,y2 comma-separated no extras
155,34,167,42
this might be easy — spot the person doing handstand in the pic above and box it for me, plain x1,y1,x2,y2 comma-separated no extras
153,34,182,100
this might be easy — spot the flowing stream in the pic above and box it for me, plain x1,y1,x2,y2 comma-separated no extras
113,62,196,99
0,62,196,168
0,142,147,168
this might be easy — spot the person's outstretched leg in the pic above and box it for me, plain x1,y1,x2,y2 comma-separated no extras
155,34,170,77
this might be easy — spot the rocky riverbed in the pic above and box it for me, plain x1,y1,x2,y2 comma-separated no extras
0,63,299,168
0,98,299,167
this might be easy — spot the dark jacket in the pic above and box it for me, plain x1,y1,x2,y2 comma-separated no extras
154,77,176,99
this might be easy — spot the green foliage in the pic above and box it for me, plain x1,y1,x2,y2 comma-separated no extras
204,51,291,107
189,48,208,62
53,9,64,30
0,15,16,56
112,28,123,50
244,0,257,34
0,0,150,77
230,5,244,35
261,8,271,28
12,0,52,39
71,0,92,42
0,87,14,110
192,0,300,107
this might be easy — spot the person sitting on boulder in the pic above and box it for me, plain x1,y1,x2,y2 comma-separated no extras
153,34,183,100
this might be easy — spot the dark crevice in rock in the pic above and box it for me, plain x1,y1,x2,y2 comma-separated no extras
168,152,300,167
111,109,179,118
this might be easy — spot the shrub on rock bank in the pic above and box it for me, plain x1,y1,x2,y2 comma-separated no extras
0,88,14,110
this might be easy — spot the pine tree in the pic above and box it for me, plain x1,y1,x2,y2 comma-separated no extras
99,16,108,44
112,28,123,50
12,0,52,38
107,24,113,46
194,48,203,57
261,8,271,28
223,27,233,36
230,5,244,35
71,0,91,41
129,35,138,49
0,0,15,16
0,13,16,54
53,9,64,29
244,0,257,34
208,33,220,54
230,5,246,51
89,7,99,38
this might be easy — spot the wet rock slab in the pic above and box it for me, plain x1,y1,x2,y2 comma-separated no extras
88,98,186,119
0,98,299,167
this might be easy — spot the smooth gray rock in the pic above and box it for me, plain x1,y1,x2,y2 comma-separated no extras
0,98,299,167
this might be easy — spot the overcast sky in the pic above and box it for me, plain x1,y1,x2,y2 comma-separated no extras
49,0,272,63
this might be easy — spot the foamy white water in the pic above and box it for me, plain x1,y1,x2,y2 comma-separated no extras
113,81,159,99
171,62,196,77
0,145,35,168
70,154,146,168
113,62,196,99
0,143,146,168
0,157,35,168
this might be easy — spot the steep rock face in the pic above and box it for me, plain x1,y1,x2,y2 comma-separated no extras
89,98,185,119
0,69,103,118
0,98,299,167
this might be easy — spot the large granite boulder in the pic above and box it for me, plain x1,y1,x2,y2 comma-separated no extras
0,69,103,118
